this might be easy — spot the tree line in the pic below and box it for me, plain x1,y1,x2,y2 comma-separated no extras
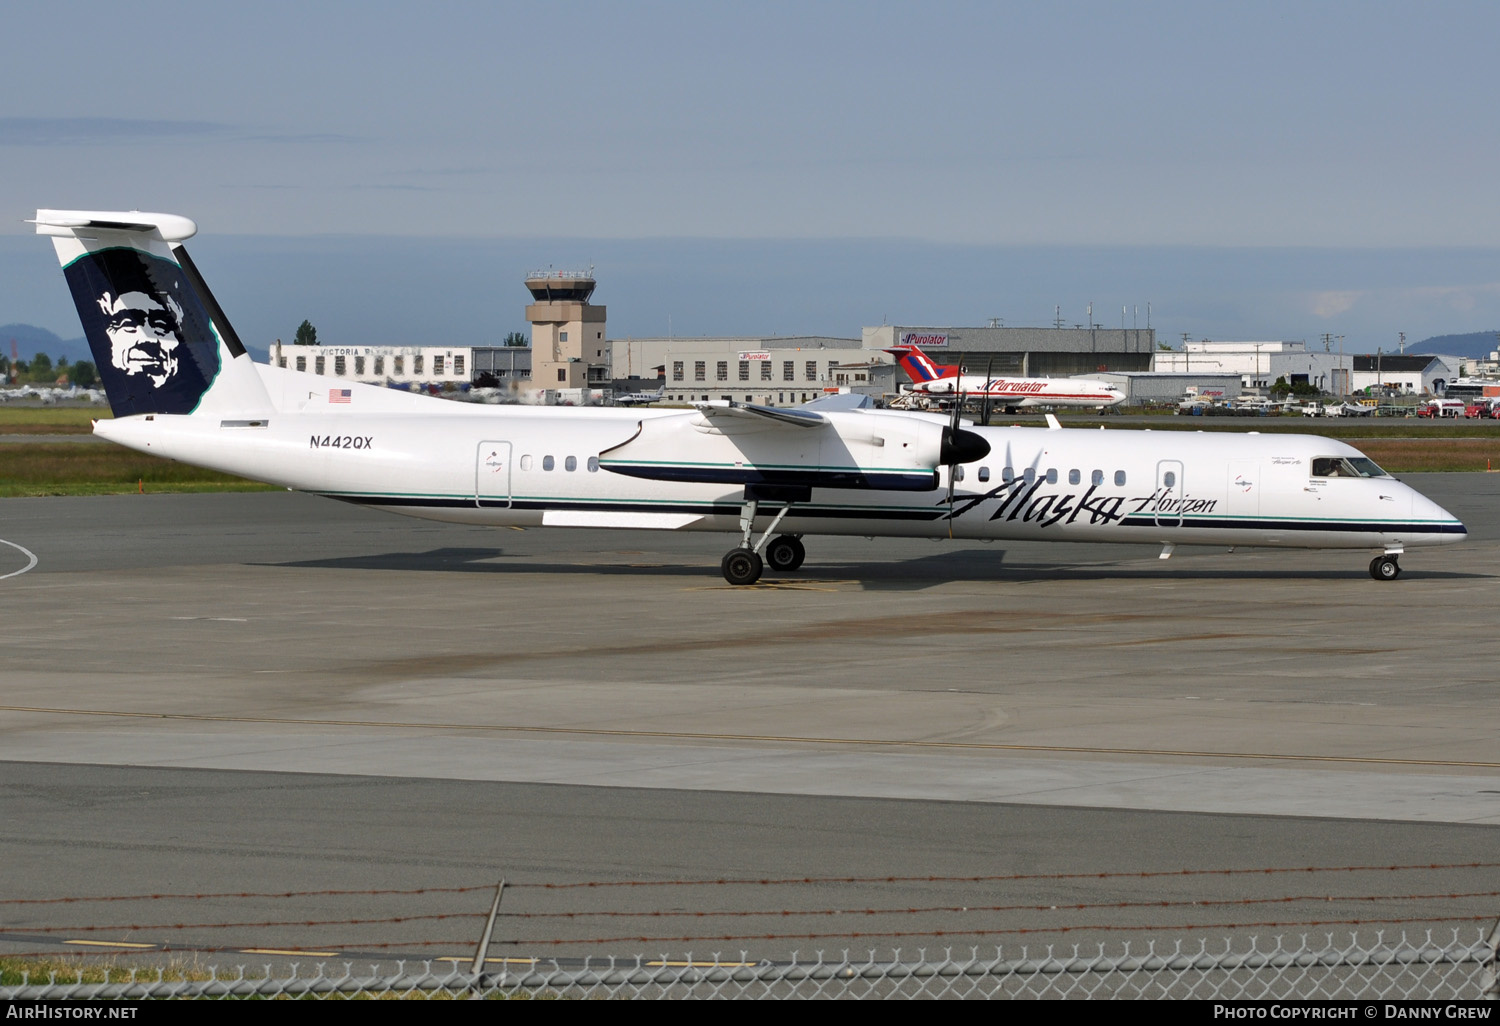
2,353,98,388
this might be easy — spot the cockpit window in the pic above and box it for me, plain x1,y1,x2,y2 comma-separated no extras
1312,456,1390,479
1345,457,1390,478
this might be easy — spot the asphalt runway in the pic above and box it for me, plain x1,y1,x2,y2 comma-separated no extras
1,474,1497,963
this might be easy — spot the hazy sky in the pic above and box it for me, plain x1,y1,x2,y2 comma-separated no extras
3,0,1498,349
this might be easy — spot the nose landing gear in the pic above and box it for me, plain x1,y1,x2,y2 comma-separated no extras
1368,554,1400,581
721,493,808,585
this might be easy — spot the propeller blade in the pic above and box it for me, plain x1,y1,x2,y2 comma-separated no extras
980,355,995,426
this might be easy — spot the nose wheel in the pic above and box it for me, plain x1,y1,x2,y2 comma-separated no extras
1369,555,1401,581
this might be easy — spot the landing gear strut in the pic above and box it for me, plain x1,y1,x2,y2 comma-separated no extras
720,490,806,585
1369,554,1401,581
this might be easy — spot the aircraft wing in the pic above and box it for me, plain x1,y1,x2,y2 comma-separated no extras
600,404,984,491
691,400,827,428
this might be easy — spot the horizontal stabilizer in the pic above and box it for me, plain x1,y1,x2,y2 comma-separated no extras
33,210,198,242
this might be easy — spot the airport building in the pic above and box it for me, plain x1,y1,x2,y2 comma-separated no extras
864,325,1156,377
524,269,610,392
612,336,868,405
270,341,479,387
1153,342,1459,396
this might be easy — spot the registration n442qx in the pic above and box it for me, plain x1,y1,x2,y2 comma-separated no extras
36,209,1465,585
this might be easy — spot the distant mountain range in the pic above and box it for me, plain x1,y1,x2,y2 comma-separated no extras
0,323,90,365
1404,331,1500,359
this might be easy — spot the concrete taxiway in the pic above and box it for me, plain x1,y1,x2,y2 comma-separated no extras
1,474,1497,959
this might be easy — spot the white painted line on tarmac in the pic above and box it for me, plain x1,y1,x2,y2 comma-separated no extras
0,538,38,580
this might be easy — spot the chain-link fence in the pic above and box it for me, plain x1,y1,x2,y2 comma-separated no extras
5,927,1496,999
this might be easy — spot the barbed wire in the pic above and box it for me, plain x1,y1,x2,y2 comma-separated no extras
3,862,1494,907
10,889,1495,937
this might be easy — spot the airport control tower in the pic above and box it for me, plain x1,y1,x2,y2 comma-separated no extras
525,269,605,390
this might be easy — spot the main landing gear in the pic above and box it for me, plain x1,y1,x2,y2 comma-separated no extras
1369,554,1401,581
720,493,807,585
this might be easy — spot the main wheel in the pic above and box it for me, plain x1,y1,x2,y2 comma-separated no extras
721,547,763,586
1369,555,1400,581
765,535,806,572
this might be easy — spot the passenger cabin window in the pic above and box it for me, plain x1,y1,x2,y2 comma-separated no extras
1023,468,1036,485
1069,469,1080,485
587,456,599,472
1163,471,1176,487
565,456,577,472
953,466,965,482
543,455,555,471
520,455,533,471
1045,469,1058,484
978,467,990,482
1092,469,1104,486
1115,470,1127,486
1002,467,1014,482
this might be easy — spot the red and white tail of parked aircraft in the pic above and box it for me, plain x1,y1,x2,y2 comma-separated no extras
885,345,1126,411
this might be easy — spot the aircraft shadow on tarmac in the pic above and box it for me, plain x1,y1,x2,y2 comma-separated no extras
256,546,1489,589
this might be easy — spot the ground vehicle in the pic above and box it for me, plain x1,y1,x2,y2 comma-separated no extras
1417,400,1466,419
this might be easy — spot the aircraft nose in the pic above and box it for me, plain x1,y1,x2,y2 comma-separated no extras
1408,486,1466,543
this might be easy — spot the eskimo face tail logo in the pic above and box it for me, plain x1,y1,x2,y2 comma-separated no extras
63,247,220,417
98,289,184,387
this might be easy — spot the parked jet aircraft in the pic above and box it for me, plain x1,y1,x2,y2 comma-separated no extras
885,345,1127,411
36,210,1464,584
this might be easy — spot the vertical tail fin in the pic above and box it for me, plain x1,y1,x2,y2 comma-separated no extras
883,345,955,384
34,209,271,418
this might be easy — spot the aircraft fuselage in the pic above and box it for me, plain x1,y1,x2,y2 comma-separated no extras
96,398,1463,554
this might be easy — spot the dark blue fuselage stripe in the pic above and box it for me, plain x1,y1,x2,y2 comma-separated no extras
602,464,938,491
321,494,1462,534
1117,515,1465,535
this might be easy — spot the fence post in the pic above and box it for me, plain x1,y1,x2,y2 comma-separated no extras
468,879,507,996
1483,918,1500,1000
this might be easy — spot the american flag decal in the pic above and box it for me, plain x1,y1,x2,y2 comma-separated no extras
329,389,351,404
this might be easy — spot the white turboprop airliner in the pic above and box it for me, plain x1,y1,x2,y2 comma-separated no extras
885,345,1127,411
36,210,1464,585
